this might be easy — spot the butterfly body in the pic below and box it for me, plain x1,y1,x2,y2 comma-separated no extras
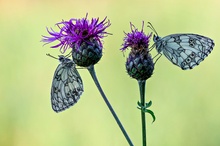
51,55,83,112
153,33,214,70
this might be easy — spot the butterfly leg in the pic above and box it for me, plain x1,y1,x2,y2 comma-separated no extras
153,53,162,65
149,43,156,52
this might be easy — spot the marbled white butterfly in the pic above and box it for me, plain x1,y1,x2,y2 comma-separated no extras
48,54,83,112
148,22,215,70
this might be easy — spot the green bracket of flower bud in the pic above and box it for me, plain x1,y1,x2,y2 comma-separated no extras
137,101,156,123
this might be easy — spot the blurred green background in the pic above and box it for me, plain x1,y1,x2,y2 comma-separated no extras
1,0,220,145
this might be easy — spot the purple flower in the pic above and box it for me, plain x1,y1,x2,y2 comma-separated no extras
121,22,152,51
42,14,111,53
121,22,154,80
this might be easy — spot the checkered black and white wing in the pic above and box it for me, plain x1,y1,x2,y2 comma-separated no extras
153,34,214,70
51,56,83,112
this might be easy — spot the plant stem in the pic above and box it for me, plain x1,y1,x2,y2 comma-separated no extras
138,80,147,146
87,65,134,146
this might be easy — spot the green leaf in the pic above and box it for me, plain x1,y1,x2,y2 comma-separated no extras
145,100,152,108
137,100,156,122
145,109,156,123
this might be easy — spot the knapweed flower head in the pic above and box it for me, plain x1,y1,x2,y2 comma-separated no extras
121,22,154,80
121,22,151,51
42,14,111,67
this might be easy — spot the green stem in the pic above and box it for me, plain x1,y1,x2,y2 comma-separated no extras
138,80,147,146
87,65,134,146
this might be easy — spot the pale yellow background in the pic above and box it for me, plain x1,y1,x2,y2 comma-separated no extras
0,0,220,146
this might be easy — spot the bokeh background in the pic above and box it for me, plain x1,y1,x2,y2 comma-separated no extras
1,0,220,145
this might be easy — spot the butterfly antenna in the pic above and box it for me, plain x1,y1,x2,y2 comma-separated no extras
147,22,159,36
46,53,58,60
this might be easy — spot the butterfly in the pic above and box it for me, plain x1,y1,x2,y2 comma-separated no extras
148,22,215,70
47,54,84,112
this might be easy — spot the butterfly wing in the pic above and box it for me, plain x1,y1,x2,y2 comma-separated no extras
157,34,214,70
51,60,83,112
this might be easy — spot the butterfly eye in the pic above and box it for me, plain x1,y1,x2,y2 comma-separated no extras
153,35,159,42
58,56,65,62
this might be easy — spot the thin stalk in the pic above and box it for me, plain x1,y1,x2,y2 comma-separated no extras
138,80,147,146
87,65,134,146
